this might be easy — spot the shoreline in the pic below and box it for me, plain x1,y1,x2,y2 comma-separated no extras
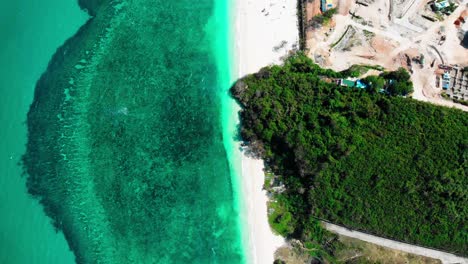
230,0,299,262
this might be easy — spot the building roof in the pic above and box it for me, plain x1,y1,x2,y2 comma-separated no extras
341,79,356,87
434,0,450,9
356,80,368,89
442,81,450,89
322,0,333,11
340,78,368,89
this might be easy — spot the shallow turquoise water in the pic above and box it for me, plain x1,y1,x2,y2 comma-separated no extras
0,1,88,263
17,0,246,263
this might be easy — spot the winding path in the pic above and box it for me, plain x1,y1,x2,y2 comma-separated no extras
324,223,468,264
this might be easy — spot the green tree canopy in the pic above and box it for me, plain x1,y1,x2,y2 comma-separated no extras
231,54,468,255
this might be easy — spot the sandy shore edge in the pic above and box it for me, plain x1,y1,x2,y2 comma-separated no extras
232,0,299,262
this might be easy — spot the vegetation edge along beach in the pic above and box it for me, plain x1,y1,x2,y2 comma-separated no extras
230,53,467,262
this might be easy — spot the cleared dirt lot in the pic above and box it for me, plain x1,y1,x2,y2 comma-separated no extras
337,235,442,264
274,235,445,264
305,0,468,109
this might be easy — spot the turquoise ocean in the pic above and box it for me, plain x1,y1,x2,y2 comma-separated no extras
1,0,246,263
0,1,87,263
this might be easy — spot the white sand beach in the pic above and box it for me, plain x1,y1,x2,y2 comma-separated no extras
233,0,299,263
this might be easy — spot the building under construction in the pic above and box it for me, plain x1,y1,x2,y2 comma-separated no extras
442,65,468,102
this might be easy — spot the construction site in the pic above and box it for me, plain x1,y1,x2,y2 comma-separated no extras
303,0,468,109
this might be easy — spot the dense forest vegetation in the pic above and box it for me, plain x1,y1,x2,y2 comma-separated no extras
231,54,468,260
